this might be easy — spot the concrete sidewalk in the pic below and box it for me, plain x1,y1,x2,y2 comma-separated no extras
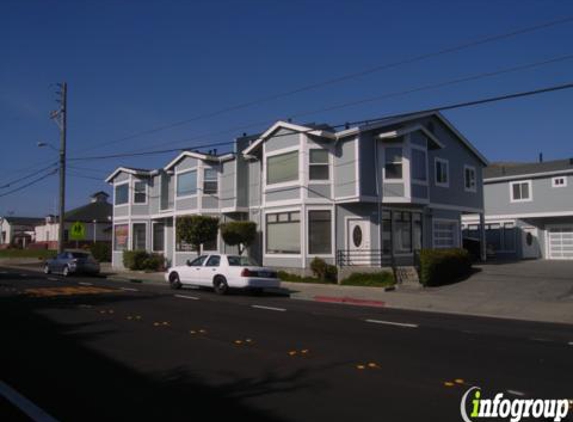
3,259,572,325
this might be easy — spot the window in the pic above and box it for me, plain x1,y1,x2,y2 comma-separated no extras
115,184,128,205
152,223,164,252
227,256,259,266
411,148,427,182
134,181,147,203
132,223,146,250
205,255,221,267
177,170,197,197
308,210,332,254
435,158,449,187
552,177,567,188
510,180,532,202
188,255,207,266
394,212,412,254
309,149,329,181
266,211,300,254
267,151,299,185
203,168,218,194
464,166,477,192
384,147,403,180
433,221,458,248
114,224,129,251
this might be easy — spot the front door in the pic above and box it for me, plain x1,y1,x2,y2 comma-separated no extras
347,219,371,265
521,227,539,259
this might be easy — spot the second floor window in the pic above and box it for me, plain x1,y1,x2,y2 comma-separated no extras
203,168,218,194
435,158,449,187
385,147,403,180
267,151,298,185
309,150,329,181
134,181,147,203
177,170,197,197
115,184,128,205
511,181,531,202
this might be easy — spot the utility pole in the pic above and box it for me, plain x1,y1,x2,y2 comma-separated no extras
50,82,67,254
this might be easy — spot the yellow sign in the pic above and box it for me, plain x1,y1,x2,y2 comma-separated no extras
70,221,86,240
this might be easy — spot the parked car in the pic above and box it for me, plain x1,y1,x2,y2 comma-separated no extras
44,250,101,277
165,254,280,295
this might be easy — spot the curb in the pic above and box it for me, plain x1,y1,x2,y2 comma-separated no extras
313,295,385,308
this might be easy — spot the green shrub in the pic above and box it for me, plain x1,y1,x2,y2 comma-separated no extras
220,221,257,255
123,250,165,271
419,248,472,287
310,257,338,282
89,242,111,262
277,270,334,284
341,271,395,287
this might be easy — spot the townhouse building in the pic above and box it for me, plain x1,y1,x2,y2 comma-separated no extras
463,159,573,260
106,111,488,271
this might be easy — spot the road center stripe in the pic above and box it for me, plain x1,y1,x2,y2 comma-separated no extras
365,319,418,328
174,294,199,300
78,282,93,286
252,305,286,312
0,380,60,422
120,287,138,292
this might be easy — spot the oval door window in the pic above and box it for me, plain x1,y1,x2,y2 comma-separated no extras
352,225,363,248
526,232,533,246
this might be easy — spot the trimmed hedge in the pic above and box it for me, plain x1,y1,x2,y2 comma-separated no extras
341,271,395,287
419,248,472,287
89,242,111,263
309,257,338,282
123,250,165,271
277,271,334,284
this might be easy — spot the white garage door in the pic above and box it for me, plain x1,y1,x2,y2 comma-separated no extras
548,227,573,259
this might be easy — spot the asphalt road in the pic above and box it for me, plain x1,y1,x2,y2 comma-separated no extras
0,267,571,422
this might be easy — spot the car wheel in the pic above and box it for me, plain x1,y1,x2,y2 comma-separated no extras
44,264,51,275
62,266,69,277
169,272,182,290
213,276,229,295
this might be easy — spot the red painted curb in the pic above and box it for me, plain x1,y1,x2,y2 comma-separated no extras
313,296,385,308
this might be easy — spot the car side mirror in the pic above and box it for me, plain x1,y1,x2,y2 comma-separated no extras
186,259,192,266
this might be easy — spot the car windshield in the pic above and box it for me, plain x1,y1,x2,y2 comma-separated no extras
71,252,90,259
227,256,259,267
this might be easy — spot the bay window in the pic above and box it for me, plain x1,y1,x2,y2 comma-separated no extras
115,184,128,205
266,211,300,254
267,151,298,185
385,147,403,180
177,170,197,197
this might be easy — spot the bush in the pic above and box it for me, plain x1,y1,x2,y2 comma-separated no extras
123,250,165,271
310,257,338,282
341,271,395,287
89,242,111,262
220,221,257,255
277,270,334,284
419,248,472,287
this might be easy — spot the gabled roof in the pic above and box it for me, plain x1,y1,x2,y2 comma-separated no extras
163,151,235,171
242,121,336,156
2,216,44,226
105,167,159,183
63,201,112,223
484,159,573,181
376,124,444,149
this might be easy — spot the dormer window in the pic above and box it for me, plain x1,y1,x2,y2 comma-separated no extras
267,151,298,185
134,181,147,204
309,149,329,181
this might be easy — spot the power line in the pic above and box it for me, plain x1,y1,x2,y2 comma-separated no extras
0,169,58,198
68,81,573,162
0,162,59,189
73,15,573,155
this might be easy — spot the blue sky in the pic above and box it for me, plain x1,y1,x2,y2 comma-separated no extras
1,0,572,215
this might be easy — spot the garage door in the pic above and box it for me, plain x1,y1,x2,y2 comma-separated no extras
548,227,573,259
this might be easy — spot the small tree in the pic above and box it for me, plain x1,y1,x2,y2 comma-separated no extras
177,215,219,255
220,221,257,255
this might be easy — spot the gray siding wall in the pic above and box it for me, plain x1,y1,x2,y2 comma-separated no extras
383,183,404,197
165,219,173,266
334,137,357,198
307,184,331,200
114,206,129,218
176,156,198,172
359,132,377,197
175,197,197,211
221,160,236,209
484,175,573,215
265,187,300,203
412,184,428,199
114,173,130,183
248,161,261,206
131,204,149,216
202,196,219,209
149,175,160,215
265,128,299,152
236,156,248,208
160,173,174,210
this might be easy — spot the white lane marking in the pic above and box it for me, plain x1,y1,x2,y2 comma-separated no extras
568,341,573,346
507,390,526,397
530,337,552,343
252,305,286,312
78,282,93,286
0,380,60,422
174,294,199,300
365,319,419,328
120,287,138,292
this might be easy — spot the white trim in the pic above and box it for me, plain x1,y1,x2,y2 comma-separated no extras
509,180,533,203
377,124,444,149
105,167,158,184
355,137,360,197
464,164,477,193
164,150,221,171
263,207,303,258
551,176,567,188
485,168,573,183
465,210,573,220
344,216,372,265
132,179,149,205
434,157,449,188
382,142,404,183
263,146,301,191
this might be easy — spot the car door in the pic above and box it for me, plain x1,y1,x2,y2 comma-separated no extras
54,253,65,272
200,255,221,286
179,255,207,285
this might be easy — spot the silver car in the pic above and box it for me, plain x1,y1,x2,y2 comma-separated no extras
44,250,100,277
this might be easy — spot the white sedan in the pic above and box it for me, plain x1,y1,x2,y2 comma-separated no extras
165,254,280,295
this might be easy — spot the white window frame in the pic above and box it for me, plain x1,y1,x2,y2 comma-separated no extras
509,180,533,203
131,221,148,251
114,181,130,207
551,176,567,188
432,218,459,249
307,208,334,257
434,157,449,188
133,180,148,205
203,167,219,196
464,165,477,193
263,207,302,257
308,148,331,183
175,168,198,199
383,145,404,182
151,221,165,253
264,146,301,190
